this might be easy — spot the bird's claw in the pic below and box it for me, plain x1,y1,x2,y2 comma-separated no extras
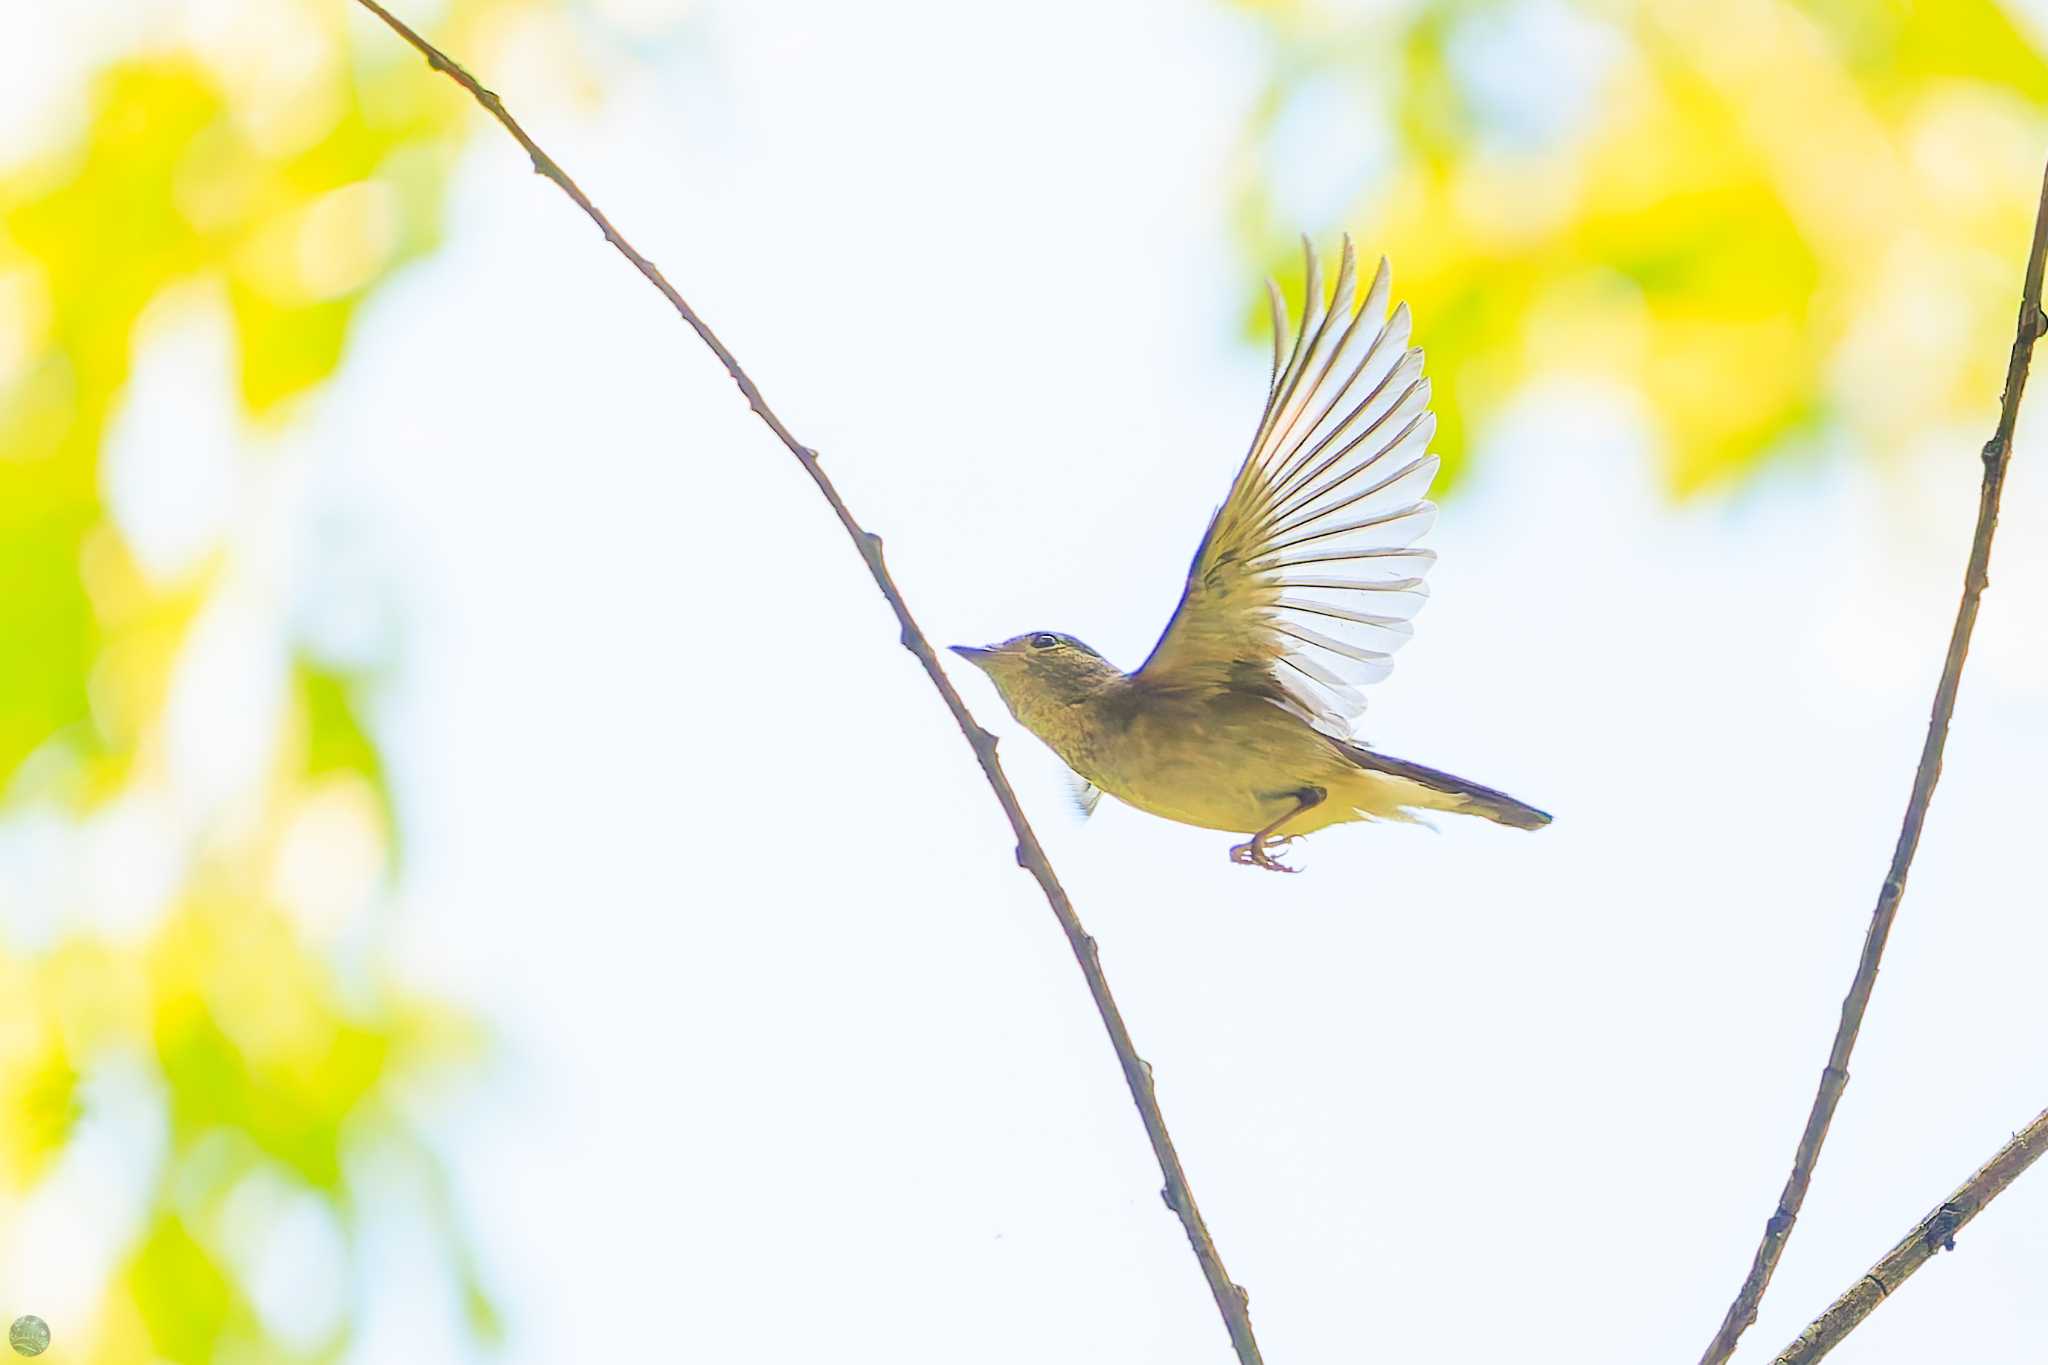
1229,835,1300,873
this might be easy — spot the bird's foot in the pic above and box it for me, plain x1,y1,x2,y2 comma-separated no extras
1229,834,1299,873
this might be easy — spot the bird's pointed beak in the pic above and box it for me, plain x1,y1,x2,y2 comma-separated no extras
948,644,995,668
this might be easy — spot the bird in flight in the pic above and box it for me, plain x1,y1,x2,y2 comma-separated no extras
952,238,1548,871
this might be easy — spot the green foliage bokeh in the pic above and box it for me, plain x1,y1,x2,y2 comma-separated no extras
1233,0,2048,492
0,3,557,1359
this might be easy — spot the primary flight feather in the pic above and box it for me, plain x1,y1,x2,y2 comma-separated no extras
951,237,1547,871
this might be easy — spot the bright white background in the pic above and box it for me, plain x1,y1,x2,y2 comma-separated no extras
15,0,2048,1361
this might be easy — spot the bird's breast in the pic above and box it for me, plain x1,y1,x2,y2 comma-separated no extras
1042,690,1348,835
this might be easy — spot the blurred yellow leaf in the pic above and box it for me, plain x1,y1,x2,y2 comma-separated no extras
0,27,479,790
2,2,567,1359
127,1214,242,1364
0,63,226,783
0,1040,79,1188
1234,0,2048,493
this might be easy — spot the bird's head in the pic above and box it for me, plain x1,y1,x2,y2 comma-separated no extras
948,632,1123,728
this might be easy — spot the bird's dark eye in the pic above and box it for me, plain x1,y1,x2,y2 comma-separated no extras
1029,633,1061,650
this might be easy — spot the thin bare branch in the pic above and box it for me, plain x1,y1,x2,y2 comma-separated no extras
1697,156,2048,1365
1771,1106,2048,1364
345,4,1263,1360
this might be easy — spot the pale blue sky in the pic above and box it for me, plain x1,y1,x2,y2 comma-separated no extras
8,0,2048,1361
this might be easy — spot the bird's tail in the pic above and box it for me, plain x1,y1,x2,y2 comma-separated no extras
1339,744,1551,830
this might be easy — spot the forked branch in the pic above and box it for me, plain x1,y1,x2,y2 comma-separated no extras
347,4,1263,1361
1696,156,2048,1365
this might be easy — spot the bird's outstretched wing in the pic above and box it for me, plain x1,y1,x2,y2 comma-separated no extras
1133,237,1438,738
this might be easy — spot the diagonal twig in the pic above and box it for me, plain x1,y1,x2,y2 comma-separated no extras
1696,155,2048,1365
1772,1105,2048,1364
346,3,1264,1360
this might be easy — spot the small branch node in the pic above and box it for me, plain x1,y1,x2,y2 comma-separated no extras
1922,1201,1965,1253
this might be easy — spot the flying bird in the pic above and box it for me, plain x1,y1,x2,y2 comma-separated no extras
952,238,1548,871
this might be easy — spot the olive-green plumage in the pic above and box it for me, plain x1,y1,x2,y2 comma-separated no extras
951,238,1548,871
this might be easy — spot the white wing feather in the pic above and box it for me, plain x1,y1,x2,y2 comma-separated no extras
1135,237,1439,738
